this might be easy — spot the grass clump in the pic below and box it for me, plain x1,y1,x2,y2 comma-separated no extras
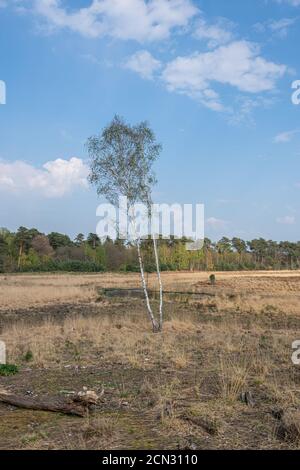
0,364,19,376
24,350,34,362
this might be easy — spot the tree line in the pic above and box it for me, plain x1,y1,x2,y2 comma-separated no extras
1,227,300,273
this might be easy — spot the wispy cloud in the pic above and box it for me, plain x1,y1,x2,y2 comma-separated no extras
273,129,299,142
254,17,298,38
206,217,229,229
269,17,298,35
194,16,235,48
276,215,296,224
274,0,300,6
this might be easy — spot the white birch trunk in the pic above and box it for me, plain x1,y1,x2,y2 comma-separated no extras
152,236,163,330
136,238,159,332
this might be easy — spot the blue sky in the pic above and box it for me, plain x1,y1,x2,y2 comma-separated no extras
0,0,300,241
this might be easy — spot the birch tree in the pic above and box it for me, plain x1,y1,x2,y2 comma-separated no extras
87,115,163,332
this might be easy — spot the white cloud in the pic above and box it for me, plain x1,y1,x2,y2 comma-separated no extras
20,0,198,42
276,215,296,225
161,41,287,111
254,17,297,38
269,17,297,35
273,129,299,142
194,17,235,48
124,50,161,79
0,157,89,197
5,2,288,118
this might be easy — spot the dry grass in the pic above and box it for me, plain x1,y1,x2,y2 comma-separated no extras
1,271,300,449
1,313,199,370
2,305,299,406
219,355,252,402
62,415,119,450
1,270,300,311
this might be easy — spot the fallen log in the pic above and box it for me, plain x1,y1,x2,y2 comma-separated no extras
0,389,87,417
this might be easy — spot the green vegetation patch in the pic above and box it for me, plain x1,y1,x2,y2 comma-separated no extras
0,364,19,376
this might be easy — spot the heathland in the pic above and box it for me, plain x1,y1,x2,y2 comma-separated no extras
1,271,300,449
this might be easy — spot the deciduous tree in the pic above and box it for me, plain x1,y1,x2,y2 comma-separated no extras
88,115,163,332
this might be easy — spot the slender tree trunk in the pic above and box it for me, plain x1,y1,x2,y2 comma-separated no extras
152,236,163,330
17,241,23,269
137,238,159,332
